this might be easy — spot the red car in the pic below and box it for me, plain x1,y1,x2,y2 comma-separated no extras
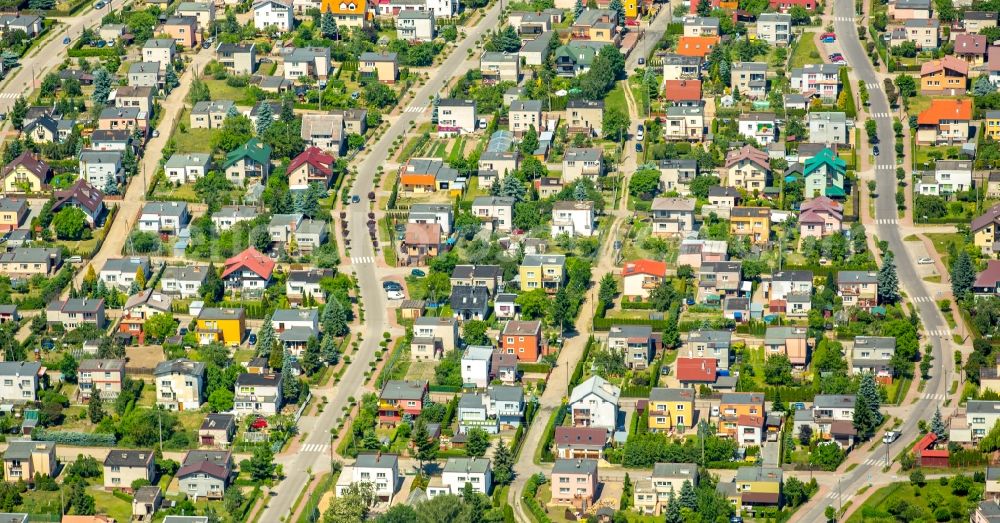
820,32,836,39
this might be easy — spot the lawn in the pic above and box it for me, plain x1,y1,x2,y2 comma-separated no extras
90,486,134,523
790,32,819,68
204,78,253,104
926,232,964,267
171,109,217,154
846,480,979,522
606,81,628,116
152,181,201,202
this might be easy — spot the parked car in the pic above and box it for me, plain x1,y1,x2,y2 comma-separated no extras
918,257,933,264
248,333,258,345
637,57,645,65
883,430,901,444
386,289,405,300
635,143,643,152
63,37,71,44
351,195,361,203
410,269,426,277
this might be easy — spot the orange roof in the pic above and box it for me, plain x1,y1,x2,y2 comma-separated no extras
663,80,702,102
920,55,969,77
222,247,275,280
401,173,436,186
321,0,366,15
622,259,667,278
676,36,719,57
917,98,972,125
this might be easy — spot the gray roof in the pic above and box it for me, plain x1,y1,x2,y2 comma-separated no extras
977,501,1000,522
0,361,41,377
649,388,694,402
758,12,791,22
472,196,515,207
0,198,27,214
522,254,565,267
0,247,59,264
764,326,807,343
443,457,490,474
355,453,399,469
154,358,206,377
101,257,149,275
459,392,487,410
721,392,764,405
570,375,620,405
521,31,555,53
359,51,397,62
966,400,1000,414
772,270,813,282
144,38,175,49
463,345,494,362
279,326,316,342
165,153,211,169
200,413,236,431
398,9,433,18
48,298,103,314
652,462,698,479
903,18,939,28
734,466,782,483
79,359,125,372
659,159,698,170
687,330,731,345
381,380,427,401
564,147,602,162
510,99,543,112
489,385,523,403
482,51,519,63
809,112,847,124
814,394,855,409
215,205,258,220
608,324,653,340
733,61,767,72
552,458,598,475
191,100,235,115
665,106,703,117
838,271,878,284
272,308,319,323
104,449,154,468
80,150,122,164
143,201,188,217
3,440,55,460
198,307,243,320
162,264,209,282
440,98,475,107
651,197,695,211
235,372,280,387
133,486,161,503
129,62,161,74
854,336,895,350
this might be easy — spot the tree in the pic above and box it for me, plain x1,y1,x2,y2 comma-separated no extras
951,250,975,299
825,505,837,522
810,441,846,471
574,0,584,18
679,479,697,510
376,505,418,523
224,487,246,516
87,393,104,424
200,263,224,303
10,96,28,130
246,445,276,481
302,336,322,376
664,490,682,523
974,74,997,97
789,4,810,24
648,279,676,312
256,101,273,135
798,424,813,445
320,11,338,39
931,407,946,440
53,207,88,240
465,428,491,457
602,107,630,142
629,167,661,200
462,320,489,346
59,353,78,383
516,289,550,320
493,438,514,485
412,418,437,475
207,389,234,412
608,0,625,21
323,299,350,338
484,26,521,53
164,63,179,93
519,125,539,156
281,351,300,402
91,67,113,105
696,0,711,16
67,479,96,515
257,314,276,357
877,251,900,304
499,174,526,202
323,481,376,522
551,286,571,331
143,313,176,342
909,469,925,487
853,373,883,440
763,354,794,385
784,476,810,507
598,273,617,305
895,74,917,99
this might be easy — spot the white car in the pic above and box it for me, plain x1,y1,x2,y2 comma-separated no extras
883,430,901,444
917,257,933,264
386,290,404,300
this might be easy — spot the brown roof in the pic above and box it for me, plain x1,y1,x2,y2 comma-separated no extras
53,179,104,215
954,34,987,56
177,459,229,480
404,222,442,246
975,259,1000,288
741,492,780,504
554,426,607,447
972,203,1000,233
920,55,969,76
2,151,51,181
725,145,770,170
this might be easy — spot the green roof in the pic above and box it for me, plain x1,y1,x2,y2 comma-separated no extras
803,148,846,177
555,43,600,66
824,185,846,197
223,137,271,169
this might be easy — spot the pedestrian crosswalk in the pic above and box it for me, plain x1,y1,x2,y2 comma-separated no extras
0,92,19,100
833,15,854,21
927,329,951,337
876,164,896,171
862,456,887,467
825,491,852,502
351,256,375,264
870,112,890,118
866,82,881,90
875,218,898,225
301,443,327,453
923,393,947,401
911,296,933,303
404,105,426,113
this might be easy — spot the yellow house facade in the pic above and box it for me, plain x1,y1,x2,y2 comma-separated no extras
3,440,57,483
973,204,1000,255
729,207,771,244
319,0,369,28
519,254,566,293
985,111,1000,141
648,388,695,432
195,307,246,346
1,152,51,194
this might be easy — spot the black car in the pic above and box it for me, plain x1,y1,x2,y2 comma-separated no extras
635,143,643,152
873,145,880,156
870,135,879,144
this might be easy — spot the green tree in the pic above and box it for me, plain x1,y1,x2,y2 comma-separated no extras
516,289,550,320
461,320,489,346
302,336,322,376
810,441,846,471
59,353,78,383
763,354,794,385
679,479,697,510
909,469,925,486
144,313,176,342
951,250,975,298
895,74,917,99
53,207,88,240
608,0,625,21
207,388,235,412
320,11,338,39
257,314,276,357
10,96,28,130
246,445,276,481
199,263,224,304
602,107,630,142
91,67,112,105
574,0,584,18
598,273,617,305
492,438,514,485
628,167,660,199
465,428,491,457
412,418,438,475
551,286,571,331
664,490,682,523
256,101,273,135
930,407,946,440
520,126,539,156
877,251,900,304
696,0,711,15
87,392,104,424
974,74,997,97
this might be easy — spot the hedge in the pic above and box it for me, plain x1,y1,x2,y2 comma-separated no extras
31,428,116,446
839,68,857,118
593,317,669,331
538,403,567,463
569,336,595,388
621,301,656,310
429,385,461,393
517,362,552,374
523,474,552,523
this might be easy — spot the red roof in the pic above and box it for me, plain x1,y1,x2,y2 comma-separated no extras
554,426,608,447
914,432,937,454
917,99,973,125
737,414,765,427
676,36,719,58
975,260,1000,288
725,145,770,170
663,80,702,102
622,259,667,278
287,146,335,177
676,357,717,383
221,247,275,280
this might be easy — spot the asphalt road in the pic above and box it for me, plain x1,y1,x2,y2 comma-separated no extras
0,2,126,116
255,3,503,520
624,3,673,72
792,1,950,519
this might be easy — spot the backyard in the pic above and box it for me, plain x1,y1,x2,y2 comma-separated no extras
846,478,981,522
790,32,819,69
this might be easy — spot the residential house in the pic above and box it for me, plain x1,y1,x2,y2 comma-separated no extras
647,388,695,433
509,100,542,136
621,259,667,300
119,289,172,344
163,16,198,47
662,79,703,107
0,305,19,324
974,203,1000,254
215,43,256,74
731,62,768,99
986,111,1000,142
378,380,428,425
954,34,988,68
99,256,151,292
79,150,123,190
565,100,604,136
795,395,858,448
471,196,515,233
165,153,212,184
519,254,566,293
551,200,595,237
142,39,176,69
103,450,155,492
428,458,492,497
707,186,741,211
139,202,189,234
495,293,518,320
402,223,442,266
336,454,400,503
633,463,699,516
97,106,147,135
851,336,896,383
128,62,161,88
555,426,607,460
799,147,847,198
0,152,48,195
731,466,782,509
294,219,328,254
657,159,698,193
768,270,813,316
521,31,556,66
132,486,162,522
737,113,777,145
650,197,696,236
729,207,771,244
401,158,461,193
661,53,701,81
569,376,620,432
438,98,477,135
199,413,236,447
501,319,543,362
2,441,56,483
195,307,246,346
90,129,132,152
409,203,454,233
0,13,41,36
177,1,215,29
267,213,305,245
359,52,399,83
681,15,719,36
450,265,504,295
253,0,294,30
798,197,844,239
450,286,490,321
807,112,849,146
177,450,232,499
480,52,520,83
662,106,705,141
0,362,42,403
288,147,337,190
920,160,973,195
898,19,939,49
562,148,604,182
684,330,732,369
676,36,719,58
154,359,206,411
190,100,234,129
608,325,655,370
571,9,619,44
320,0,372,27
160,265,209,298
397,10,435,41
47,298,106,329
718,392,765,438
790,63,842,101
284,47,332,81
285,268,333,303
0,247,62,277
461,346,494,388
889,0,930,18
223,137,272,184
920,55,968,95
763,326,809,367
0,198,27,232
675,357,717,388
233,373,283,416
965,11,998,32
553,41,606,77
300,114,345,155
757,12,792,45
550,459,599,509
837,271,879,311
698,261,743,303
78,359,124,402
478,150,520,184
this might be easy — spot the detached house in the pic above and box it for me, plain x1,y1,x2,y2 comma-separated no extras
973,204,1000,255
731,62,768,100
1,152,50,194
0,361,43,403
378,380,428,425
139,202,189,234
79,150,124,190
725,145,770,192
622,259,667,300
221,247,274,292
253,0,294,30
165,153,212,184
103,450,155,492
729,207,771,244
851,336,896,383
234,373,283,416
223,137,272,184
647,388,695,433
663,106,705,141
562,148,604,182
121,290,172,344
650,197,696,236
300,114,345,155
737,113,777,145
551,200,595,237
718,392,765,438
798,197,843,239
550,459,599,509
565,100,603,136
684,330,731,370
160,265,209,298
763,326,809,367
569,376,620,432
288,147,336,190
790,63,842,101
501,319,543,362
633,463,699,516
215,43,256,75
608,325,655,370
555,427,607,460
178,451,232,499
47,298,106,330
337,454,400,504
519,254,566,293
480,52,520,83
155,359,205,411
920,55,968,95
837,271,879,311
438,99,477,135
756,12,791,46
283,47,332,81
916,98,972,145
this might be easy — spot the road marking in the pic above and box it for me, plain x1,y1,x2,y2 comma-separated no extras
911,296,933,303
870,112,889,118
875,218,897,224
0,92,20,100
866,82,881,90
876,164,895,170
351,256,374,264
863,457,886,466
404,105,426,113
927,329,950,337
300,443,327,453
923,393,946,401
834,16,854,21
